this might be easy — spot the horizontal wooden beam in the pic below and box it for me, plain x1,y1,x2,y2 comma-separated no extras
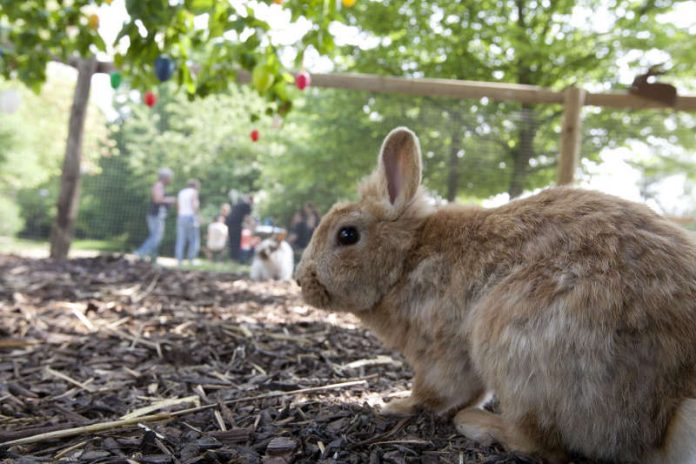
309,73,563,105
55,56,115,74
584,92,696,111
51,61,696,111
251,71,696,112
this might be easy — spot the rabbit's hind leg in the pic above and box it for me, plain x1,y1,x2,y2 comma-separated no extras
454,408,568,463
646,398,696,464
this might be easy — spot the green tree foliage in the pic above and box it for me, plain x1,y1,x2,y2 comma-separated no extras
0,196,22,236
0,0,350,254
259,88,562,212
2,0,694,247
78,83,272,249
0,0,346,109
0,72,106,237
331,0,695,197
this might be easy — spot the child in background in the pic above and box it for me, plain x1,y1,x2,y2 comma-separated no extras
239,216,260,264
205,215,228,262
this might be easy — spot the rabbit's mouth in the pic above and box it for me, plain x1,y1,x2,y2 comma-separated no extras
299,271,332,309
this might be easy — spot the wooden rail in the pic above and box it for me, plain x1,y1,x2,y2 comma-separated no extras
309,73,563,105
238,70,696,186
295,72,696,111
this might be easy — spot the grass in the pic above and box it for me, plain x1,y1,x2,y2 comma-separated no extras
0,235,251,274
72,239,126,252
178,257,250,274
0,236,47,254
0,236,123,255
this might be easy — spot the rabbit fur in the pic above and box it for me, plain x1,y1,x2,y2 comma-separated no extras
295,127,696,463
250,238,294,281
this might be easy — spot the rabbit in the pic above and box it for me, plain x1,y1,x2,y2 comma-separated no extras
295,127,696,463
250,237,294,281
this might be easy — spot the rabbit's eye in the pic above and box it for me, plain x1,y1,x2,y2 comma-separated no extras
337,226,360,246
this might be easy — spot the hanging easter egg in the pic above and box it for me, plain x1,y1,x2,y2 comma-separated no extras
88,14,100,30
105,0,113,4
250,129,260,142
273,0,283,3
154,55,175,82
144,91,157,108
0,89,21,114
109,71,122,89
252,64,274,94
295,71,310,91
342,0,356,7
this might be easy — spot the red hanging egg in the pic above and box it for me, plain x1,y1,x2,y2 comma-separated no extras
295,72,310,91
144,91,157,108
250,129,260,142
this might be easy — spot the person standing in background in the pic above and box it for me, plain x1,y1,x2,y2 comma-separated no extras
288,202,321,262
226,194,253,262
135,168,175,263
303,203,320,237
220,203,231,223
175,179,201,266
239,215,260,264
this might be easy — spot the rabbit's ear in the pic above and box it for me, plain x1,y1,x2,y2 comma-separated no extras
378,127,422,209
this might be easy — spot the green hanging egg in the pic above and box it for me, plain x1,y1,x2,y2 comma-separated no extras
110,72,122,89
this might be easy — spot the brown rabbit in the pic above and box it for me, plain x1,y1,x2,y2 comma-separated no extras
295,128,696,463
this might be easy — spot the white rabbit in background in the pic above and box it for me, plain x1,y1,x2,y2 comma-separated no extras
250,236,294,281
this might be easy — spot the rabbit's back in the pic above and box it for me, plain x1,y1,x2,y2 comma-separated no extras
466,188,696,461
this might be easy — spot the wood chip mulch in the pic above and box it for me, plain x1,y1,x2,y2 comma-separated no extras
0,254,579,463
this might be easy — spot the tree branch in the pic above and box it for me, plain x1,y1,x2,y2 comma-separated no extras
51,55,114,74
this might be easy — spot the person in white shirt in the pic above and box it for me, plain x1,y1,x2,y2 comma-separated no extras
175,179,200,266
206,215,229,262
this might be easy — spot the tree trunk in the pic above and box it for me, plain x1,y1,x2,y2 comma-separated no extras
507,104,536,198
50,58,96,260
446,131,462,202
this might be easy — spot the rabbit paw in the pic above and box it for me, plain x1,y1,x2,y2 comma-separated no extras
454,407,502,447
381,396,419,416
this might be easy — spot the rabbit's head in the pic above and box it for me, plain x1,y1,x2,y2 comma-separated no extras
256,238,279,260
296,127,433,313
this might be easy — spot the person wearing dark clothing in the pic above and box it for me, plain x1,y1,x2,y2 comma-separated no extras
290,214,312,249
135,168,175,262
288,203,321,261
226,195,253,262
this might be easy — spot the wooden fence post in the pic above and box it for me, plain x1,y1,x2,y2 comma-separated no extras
556,86,587,186
49,58,97,260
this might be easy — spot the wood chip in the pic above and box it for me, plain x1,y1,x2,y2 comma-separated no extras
0,255,575,464
266,437,297,455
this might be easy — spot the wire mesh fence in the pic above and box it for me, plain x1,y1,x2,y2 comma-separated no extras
1,84,695,260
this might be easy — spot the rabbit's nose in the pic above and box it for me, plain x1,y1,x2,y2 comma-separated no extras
295,277,302,287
